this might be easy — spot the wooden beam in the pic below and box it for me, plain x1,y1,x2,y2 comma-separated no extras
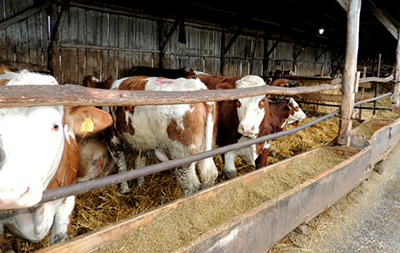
392,30,400,105
265,34,284,57
366,0,399,40
159,17,181,68
0,84,341,108
263,35,269,77
294,45,305,60
48,1,70,76
223,25,245,55
315,48,330,62
338,0,361,146
336,0,349,12
160,17,181,51
0,1,51,29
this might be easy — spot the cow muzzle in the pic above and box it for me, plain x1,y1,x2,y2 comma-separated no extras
238,123,257,137
0,182,43,209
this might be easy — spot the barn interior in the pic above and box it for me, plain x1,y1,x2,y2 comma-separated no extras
1,0,400,252
1,0,400,80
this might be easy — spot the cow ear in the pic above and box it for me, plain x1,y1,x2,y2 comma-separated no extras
65,106,113,136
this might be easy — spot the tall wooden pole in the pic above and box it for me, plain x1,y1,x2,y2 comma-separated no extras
392,29,400,105
337,0,361,146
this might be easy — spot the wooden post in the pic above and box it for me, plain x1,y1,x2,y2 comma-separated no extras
159,17,181,69
373,53,382,115
338,0,361,146
359,66,367,119
392,30,400,105
263,36,269,78
48,0,70,78
220,32,226,76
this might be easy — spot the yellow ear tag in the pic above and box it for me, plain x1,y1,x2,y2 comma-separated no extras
81,115,94,132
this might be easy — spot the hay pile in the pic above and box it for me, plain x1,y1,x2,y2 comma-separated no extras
96,148,348,253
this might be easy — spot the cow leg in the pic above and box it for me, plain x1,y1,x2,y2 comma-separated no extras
106,133,130,194
134,155,146,186
197,158,218,189
175,163,201,195
49,196,75,245
255,146,269,169
110,149,130,194
0,223,14,253
224,151,237,179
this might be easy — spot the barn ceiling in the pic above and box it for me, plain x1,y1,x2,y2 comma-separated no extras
75,0,400,63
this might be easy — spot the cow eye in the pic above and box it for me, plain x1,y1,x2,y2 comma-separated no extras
52,123,61,132
259,98,266,107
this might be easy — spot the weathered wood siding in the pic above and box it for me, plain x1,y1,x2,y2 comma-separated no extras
0,0,49,68
1,1,333,84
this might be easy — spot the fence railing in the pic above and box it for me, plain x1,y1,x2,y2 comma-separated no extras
0,84,391,219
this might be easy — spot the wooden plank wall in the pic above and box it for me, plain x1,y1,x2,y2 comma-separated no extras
0,0,49,69
1,2,333,85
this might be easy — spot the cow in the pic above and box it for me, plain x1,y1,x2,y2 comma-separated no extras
252,98,307,168
89,75,218,195
194,74,306,178
82,75,114,89
129,66,195,79
194,74,270,179
76,131,116,183
0,66,15,86
0,69,113,250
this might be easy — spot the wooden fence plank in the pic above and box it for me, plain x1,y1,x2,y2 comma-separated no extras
0,84,341,107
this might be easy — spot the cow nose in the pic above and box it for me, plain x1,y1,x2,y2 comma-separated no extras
0,148,5,163
240,124,255,134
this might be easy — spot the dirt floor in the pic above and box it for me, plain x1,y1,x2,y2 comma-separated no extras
269,141,400,253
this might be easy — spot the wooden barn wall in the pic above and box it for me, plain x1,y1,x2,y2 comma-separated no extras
0,0,49,68
266,41,332,77
163,24,221,76
1,2,333,84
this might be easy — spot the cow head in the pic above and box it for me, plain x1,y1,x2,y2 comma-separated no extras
235,75,268,137
281,98,306,128
83,75,114,89
0,70,112,210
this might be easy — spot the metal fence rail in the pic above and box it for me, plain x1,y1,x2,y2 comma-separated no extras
0,93,393,219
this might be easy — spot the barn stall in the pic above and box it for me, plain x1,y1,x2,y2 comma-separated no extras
1,0,400,252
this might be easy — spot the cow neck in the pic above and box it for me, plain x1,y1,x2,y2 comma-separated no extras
46,112,79,191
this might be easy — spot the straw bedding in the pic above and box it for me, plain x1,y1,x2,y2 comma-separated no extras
6,90,399,252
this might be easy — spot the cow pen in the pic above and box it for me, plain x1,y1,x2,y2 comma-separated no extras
2,0,400,252
0,82,399,252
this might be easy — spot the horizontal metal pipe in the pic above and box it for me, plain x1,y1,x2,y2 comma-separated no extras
0,93,390,218
297,100,392,110
40,109,341,203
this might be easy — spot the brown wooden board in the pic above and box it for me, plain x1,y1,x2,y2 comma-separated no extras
177,147,372,253
370,117,400,163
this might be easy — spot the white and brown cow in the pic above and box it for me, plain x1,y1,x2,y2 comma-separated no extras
0,69,112,250
194,74,270,179
251,97,307,168
194,74,306,178
88,75,218,195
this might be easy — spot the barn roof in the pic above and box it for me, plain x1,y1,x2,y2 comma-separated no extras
73,0,400,62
